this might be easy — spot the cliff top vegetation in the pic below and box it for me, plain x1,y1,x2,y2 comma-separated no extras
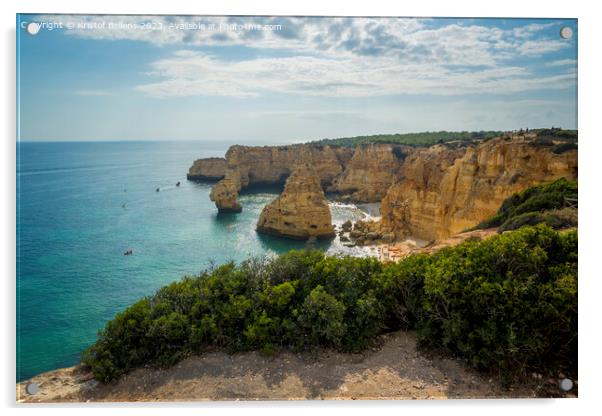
475,178,577,232
83,225,577,386
310,128,578,148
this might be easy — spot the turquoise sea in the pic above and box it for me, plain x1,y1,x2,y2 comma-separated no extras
16,141,370,382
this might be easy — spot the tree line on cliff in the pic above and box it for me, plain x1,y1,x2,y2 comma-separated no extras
311,128,577,148
82,224,577,385
311,130,502,148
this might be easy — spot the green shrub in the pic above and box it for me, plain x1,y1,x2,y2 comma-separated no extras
553,143,578,154
311,128,577,149
297,286,347,348
534,128,578,142
311,130,501,148
374,254,430,329
417,225,577,381
81,298,153,382
498,208,577,232
82,226,577,385
477,178,577,231
307,256,385,351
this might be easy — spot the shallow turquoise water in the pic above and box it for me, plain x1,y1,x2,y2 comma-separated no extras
16,141,367,381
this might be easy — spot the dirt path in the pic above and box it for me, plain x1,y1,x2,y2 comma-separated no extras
17,330,565,402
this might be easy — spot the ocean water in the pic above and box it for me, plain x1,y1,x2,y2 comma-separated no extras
16,141,370,381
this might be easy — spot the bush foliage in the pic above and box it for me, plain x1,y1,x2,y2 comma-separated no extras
311,128,577,149
534,128,578,142
311,130,502,148
476,178,577,232
83,225,577,384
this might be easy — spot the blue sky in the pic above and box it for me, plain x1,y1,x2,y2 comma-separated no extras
17,15,577,143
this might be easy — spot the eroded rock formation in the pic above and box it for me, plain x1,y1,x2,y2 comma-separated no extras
256,163,335,240
380,136,578,240
191,133,578,241
330,144,411,202
192,144,362,212
187,157,226,181
224,144,353,188
209,169,243,213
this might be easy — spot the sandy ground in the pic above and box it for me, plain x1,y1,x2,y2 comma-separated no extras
378,228,499,262
16,330,571,403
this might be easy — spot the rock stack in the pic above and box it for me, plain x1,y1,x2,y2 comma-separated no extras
209,169,243,213
256,163,335,240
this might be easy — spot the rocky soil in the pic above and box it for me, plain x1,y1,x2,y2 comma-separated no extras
17,331,572,403
378,228,499,262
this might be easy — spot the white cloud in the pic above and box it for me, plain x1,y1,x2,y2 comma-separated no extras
517,39,571,56
512,22,556,38
33,15,575,99
133,51,575,98
546,58,577,67
38,15,571,65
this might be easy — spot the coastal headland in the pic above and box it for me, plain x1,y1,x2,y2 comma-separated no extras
18,129,578,402
191,130,577,242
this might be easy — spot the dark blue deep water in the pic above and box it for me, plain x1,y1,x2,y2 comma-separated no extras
16,141,368,381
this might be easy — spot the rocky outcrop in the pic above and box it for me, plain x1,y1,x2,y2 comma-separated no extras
330,144,411,202
204,144,354,212
380,135,578,240
187,157,226,181
199,144,353,212
225,144,354,188
193,143,419,211
209,169,242,213
191,134,578,240
380,228,498,263
337,219,395,247
256,163,335,240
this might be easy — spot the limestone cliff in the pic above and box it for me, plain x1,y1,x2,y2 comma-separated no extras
209,169,243,213
330,144,411,202
187,157,226,181
256,163,335,240
205,144,354,212
225,144,353,188
380,135,578,240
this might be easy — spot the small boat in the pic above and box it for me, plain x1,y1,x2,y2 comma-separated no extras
156,187,160,192
176,181,181,187
123,249,133,256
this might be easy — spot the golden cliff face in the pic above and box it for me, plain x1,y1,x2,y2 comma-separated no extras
187,157,226,180
226,144,353,188
380,136,578,240
209,169,243,213
256,163,335,240
208,144,354,212
202,143,411,211
330,144,411,202
195,135,578,237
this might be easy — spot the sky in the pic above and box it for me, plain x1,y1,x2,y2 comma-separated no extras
17,15,577,143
